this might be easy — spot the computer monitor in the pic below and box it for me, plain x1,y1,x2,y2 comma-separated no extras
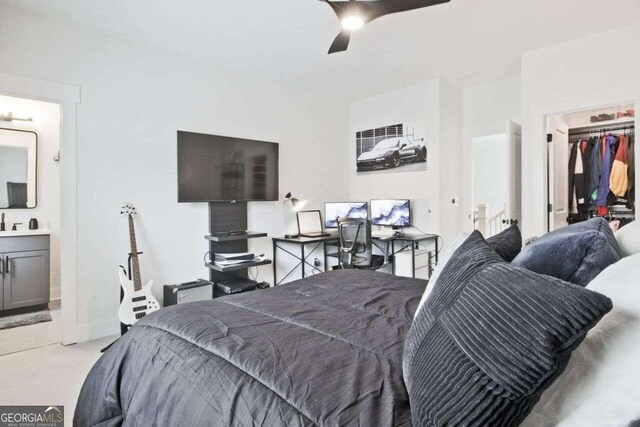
370,199,411,227
324,202,369,229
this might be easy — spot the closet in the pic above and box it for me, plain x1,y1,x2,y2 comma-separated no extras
568,121,635,223
548,104,636,231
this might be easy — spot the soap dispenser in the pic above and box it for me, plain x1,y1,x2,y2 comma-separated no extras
0,213,5,232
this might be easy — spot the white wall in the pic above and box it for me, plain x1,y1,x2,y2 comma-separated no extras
521,23,640,237
0,7,349,340
349,81,441,235
438,80,464,243
0,96,61,299
463,78,522,128
348,79,464,246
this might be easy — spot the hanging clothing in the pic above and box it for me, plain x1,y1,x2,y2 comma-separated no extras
610,134,629,197
568,141,587,214
596,135,617,208
580,139,593,205
588,137,603,204
628,134,635,209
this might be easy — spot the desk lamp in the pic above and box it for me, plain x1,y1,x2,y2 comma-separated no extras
283,192,300,239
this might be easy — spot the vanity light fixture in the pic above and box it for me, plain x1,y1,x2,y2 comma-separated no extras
0,112,33,122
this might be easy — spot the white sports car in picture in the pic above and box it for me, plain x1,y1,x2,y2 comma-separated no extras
357,137,427,171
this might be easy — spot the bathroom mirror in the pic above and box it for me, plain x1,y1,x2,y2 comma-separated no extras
0,128,37,209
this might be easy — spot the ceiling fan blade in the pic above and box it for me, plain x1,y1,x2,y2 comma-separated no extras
319,0,450,54
317,0,341,15
328,30,351,54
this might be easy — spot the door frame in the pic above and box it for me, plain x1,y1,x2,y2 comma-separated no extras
0,73,81,345
546,117,569,231
506,121,522,226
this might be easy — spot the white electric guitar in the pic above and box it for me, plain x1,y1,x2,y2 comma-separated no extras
118,204,160,325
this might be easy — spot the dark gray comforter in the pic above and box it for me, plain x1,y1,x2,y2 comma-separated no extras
74,270,426,426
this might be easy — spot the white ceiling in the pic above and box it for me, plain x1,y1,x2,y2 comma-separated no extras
3,0,640,101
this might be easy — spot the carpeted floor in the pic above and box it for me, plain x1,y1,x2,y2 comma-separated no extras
0,336,116,426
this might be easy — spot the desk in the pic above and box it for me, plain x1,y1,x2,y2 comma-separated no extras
272,234,339,286
272,233,439,285
389,234,440,278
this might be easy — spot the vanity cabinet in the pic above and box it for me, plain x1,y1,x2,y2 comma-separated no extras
0,234,50,312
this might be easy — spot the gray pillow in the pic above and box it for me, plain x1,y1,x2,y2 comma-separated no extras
564,217,622,255
403,231,612,427
512,218,621,287
486,224,522,262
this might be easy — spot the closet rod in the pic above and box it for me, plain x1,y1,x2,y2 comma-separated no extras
569,127,634,138
568,121,635,135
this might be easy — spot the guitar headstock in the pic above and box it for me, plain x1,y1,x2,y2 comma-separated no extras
121,203,137,216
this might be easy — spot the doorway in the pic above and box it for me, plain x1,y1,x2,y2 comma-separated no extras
0,95,62,355
0,72,80,346
470,121,522,237
546,103,636,231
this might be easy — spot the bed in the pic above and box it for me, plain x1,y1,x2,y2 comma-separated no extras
74,270,427,426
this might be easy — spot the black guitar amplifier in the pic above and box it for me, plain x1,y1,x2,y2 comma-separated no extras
163,279,214,307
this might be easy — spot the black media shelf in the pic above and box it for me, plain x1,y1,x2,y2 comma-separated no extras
205,259,272,273
205,231,268,242
206,202,271,293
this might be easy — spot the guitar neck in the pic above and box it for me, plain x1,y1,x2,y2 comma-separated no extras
128,215,143,291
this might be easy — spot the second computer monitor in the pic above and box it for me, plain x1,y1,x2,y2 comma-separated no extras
325,202,369,228
370,199,411,227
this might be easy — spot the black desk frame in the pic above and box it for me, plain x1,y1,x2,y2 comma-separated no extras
272,237,334,286
272,234,439,284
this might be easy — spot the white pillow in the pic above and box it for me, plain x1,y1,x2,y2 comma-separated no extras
615,220,640,257
413,233,468,319
523,253,640,427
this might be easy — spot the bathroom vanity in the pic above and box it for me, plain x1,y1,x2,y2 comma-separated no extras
0,230,50,312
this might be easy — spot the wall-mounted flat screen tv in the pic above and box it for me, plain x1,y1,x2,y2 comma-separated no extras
178,131,279,202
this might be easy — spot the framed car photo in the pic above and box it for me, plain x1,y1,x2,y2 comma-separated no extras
355,122,428,174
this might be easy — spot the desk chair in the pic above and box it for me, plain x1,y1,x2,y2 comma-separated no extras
338,218,385,270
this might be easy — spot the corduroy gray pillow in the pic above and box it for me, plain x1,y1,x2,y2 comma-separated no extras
486,224,522,262
403,231,612,427
512,218,621,287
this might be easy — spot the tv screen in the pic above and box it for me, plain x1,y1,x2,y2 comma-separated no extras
177,131,279,202
324,202,368,228
371,199,411,227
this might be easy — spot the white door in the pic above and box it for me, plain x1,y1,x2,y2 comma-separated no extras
548,118,569,231
505,121,522,227
470,121,522,237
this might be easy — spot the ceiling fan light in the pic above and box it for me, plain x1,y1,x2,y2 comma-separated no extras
341,15,364,31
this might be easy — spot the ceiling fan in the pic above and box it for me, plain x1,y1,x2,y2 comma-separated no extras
319,0,451,54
